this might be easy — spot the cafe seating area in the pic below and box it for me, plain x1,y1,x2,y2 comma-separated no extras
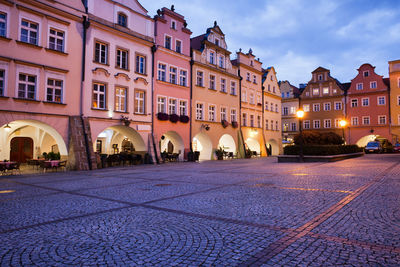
0,161,21,175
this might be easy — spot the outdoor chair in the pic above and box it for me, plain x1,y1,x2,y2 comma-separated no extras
57,160,67,171
6,162,21,175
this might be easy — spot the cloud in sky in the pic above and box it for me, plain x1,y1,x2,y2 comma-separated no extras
143,0,400,86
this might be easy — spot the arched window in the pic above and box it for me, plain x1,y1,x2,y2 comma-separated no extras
117,12,127,27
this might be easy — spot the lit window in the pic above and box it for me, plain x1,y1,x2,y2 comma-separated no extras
165,36,171,49
134,90,145,114
115,87,126,112
18,73,36,99
303,104,310,112
49,28,64,52
180,70,187,86
169,98,177,114
158,63,166,81
92,83,106,109
95,41,108,64
117,13,127,27
46,78,63,103
170,67,177,84
313,88,319,95
117,49,128,69
0,12,6,37
283,123,289,132
157,96,166,113
323,87,329,94
136,54,146,74
21,19,38,45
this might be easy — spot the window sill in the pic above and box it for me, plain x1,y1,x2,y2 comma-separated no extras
220,91,227,94
13,97,41,103
15,40,43,49
91,107,108,111
42,101,66,105
115,66,130,72
0,96,10,99
114,110,129,114
134,113,147,116
135,71,147,76
208,88,217,91
156,79,189,88
92,61,110,67
195,84,205,88
45,48,68,56
0,36,12,42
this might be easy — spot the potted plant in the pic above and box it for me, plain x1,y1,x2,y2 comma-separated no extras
157,112,169,121
221,119,229,128
215,147,225,160
232,121,238,128
169,114,180,123
245,148,252,158
120,115,131,126
180,115,190,123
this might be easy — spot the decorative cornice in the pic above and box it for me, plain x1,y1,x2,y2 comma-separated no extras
114,72,130,81
92,67,110,77
134,77,148,85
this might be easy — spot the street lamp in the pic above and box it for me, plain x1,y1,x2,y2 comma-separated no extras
3,124,11,132
339,119,347,144
296,109,305,162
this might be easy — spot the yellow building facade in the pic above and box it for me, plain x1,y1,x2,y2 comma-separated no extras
389,60,400,143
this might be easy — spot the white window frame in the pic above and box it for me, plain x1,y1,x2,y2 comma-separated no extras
95,41,108,64
164,34,172,50
322,87,329,94
291,122,297,131
377,96,386,105
303,104,310,112
356,83,363,90
323,102,331,111
220,78,226,93
136,54,146,74
179,100,187,116
208,104,216,122
92,82,106,109
397,95,400,106
249,92,254,104
250,114,254,127
220,106,227,121
230,81,236,95
351,117,358,126
175,39,182,53
242,90,247,102
196,102,204,120
324,119,331,128
134,90,145,114
370,81,377,89
158,62,167,81
157,96,167,113
171,19,176,30
45,71,65,103
16,65,40,100
169,66,177,84
361,97,369,107
351,99,358,107
313,103,320,112
304,120,310,129
179,69,187,87
209,74,216,90
168,98,177,114
242,113,247,126
209,50,215,64
114,86,127,112
20,18,39,45
313,88,319,95
313,120,320,129
362,116,370,125
378,115,386,125
48,26,66,52
0,11,7,38
219,55,224,68
334,101,342,110
0,61,8,97
196,70,204,87
230,108,237,122
116,48,129,70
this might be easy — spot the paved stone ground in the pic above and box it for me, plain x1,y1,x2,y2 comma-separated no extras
1,154,400,266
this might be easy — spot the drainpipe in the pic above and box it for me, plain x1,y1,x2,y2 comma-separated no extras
189,57,194,152
151,44,158,164
238,69,246,157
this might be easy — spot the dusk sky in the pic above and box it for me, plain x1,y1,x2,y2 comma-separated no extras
143,0,400,87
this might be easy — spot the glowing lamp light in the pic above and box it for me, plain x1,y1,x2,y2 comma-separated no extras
296,110,304,119
339,120,347,128
4,124,11,132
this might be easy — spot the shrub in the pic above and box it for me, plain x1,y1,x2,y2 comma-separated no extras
284,145,362,156
157,112,169,121
169,114,180,123
179,115,189,123
231,121,238,128
294,131,344,145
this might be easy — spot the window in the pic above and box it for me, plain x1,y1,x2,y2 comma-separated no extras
398,95,400,106
117,13,127,27
304,120,310,129
313,120,320,129
165,36,171,49
171,20,176,30
92,83,106,109
196,103,204,120
257,116,261,128
0,69,4,96
324,102,331,111
157,96,166,113
270,75,273,81
158,63,166,81
275,104,278,112
134,90,145,114
246,73,250,81
313,88,319,95
46,78,63,103
116,49,128,69
370,81,377,89
196,71,203,86
266,120,269,130
220,107,227,121
179,100,187,116
209,51,215,64
115,87,126,112
176,40,181,53
220,78,226,93
219,56,224,68
303,104,310,112
356,83,363,90
242,90,247,102
180,70,187,86
250,115,254,127
324,119,331,128
363,71,369,77
273,86,276,93
305,91,310,96
333,89,337,94
270,120,273,130
0,12,6,37
230,109,237,122
249,93,254,104
18,73,36,99
242,113,247,126
275,121,278,131
377,96,385,105
323,87,329,94
362,116,370,125
230,81,236,95
286,92,290,98
170,67,177,84
136,54,146,74
215,38,219,46
253,75,257,84
209,75,215,90
281,92,285,98
21,19,38,45
351,117,358,126
318,74,323,81
351,99,358,107
291,122,297,131
257,94,261,105
265,101,269,110
208,105,215,121
95,41,108,64
334,101,342,110
313,103,320,112
49,28,64,52
378,115,386,124
283,107,288,115
362,98,369,106
334,119,339,128
283,123,289,132
268,85,270,91
270,103,273,111
169,98,177,114
290,106,296,114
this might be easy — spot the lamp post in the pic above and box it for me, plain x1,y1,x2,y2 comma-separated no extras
339,119,347,144
296,109,305,162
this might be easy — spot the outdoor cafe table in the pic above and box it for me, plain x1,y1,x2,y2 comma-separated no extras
0,161,16,167
45,160,60,167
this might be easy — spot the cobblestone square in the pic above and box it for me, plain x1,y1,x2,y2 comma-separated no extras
1,154,400,266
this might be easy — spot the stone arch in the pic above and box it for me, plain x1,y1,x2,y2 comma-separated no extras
245,137,261,154
218,134,236,155
266,139,279,156
356,135,383,147
160,131,185,160
192,132,213,160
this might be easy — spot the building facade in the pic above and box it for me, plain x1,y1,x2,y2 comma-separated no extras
0,0,87,168
233,49,266,156
280,80,300,145
389,59,400,144
300,67,346,137
191,22,240,160
262,67,282,155
346,63,390,146
153,6,191,161
83,0,154,160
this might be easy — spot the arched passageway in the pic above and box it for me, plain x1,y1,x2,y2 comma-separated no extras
192,132,213,160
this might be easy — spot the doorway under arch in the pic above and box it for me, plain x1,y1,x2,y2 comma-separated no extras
218,134,236,155
192,132,213,160
160,131,185,160
266,139,279,156
356,135,382,147
246,138,261,154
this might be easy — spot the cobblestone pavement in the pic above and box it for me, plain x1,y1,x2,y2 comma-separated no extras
1,154,400,266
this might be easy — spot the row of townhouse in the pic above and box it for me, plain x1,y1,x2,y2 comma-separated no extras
0,0,282,170
280,62,400,147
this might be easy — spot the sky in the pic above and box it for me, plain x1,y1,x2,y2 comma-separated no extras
142,0,400,87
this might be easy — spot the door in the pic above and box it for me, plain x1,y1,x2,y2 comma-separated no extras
10,137,33,163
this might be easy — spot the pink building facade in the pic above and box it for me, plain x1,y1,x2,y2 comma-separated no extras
346,63,390,146
153,7,191,161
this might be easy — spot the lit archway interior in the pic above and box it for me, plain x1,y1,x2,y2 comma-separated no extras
192,132,212,160
218,134,236,155
246,138,261,154
160,131,185,160
356,135,382,147
266,139,279,155
94,125,146,154
0,120,68,162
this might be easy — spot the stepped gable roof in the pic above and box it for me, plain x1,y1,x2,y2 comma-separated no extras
190,21,224,52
